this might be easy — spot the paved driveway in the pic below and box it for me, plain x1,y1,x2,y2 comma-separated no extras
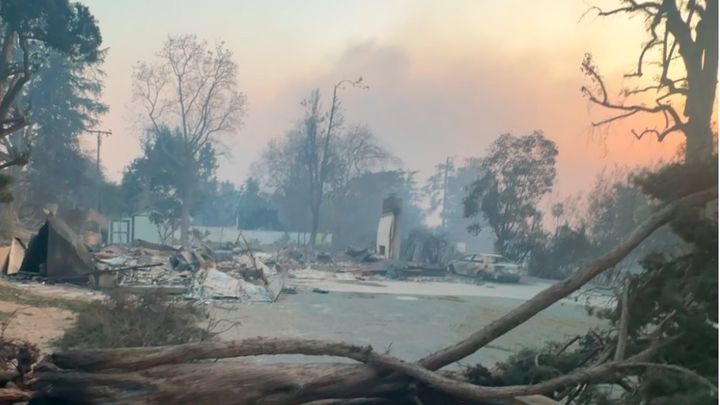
211,277,605,368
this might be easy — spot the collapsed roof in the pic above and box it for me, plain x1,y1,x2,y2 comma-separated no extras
19,216,96,279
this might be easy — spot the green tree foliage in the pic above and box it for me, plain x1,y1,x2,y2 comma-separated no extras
234,178,279,230
471,161,717,404
58,290,211,350
19,51,107,215
613,161,718,404
193,178,279,230
528,224,593,279
585,168,679,281
1,0,102,64
194,180,240,228
256,130,312,233
529,168,680,280
121,126,218,243
0,0,102,201
464,131,558,261
465,333,612,403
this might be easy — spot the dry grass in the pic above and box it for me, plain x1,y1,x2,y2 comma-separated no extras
0,283,90,313
57,289,213,350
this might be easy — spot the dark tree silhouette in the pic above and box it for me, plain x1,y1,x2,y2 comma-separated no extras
581,0,717,163
464,131,558,261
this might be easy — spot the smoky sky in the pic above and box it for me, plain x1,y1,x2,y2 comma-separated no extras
86,0,683,202
221,40,681,196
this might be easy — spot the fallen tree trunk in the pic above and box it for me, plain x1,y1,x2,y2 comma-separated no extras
31,338,663,404
39,339,408,404
34,362,379,404
50,338,374,371
24,188,717,404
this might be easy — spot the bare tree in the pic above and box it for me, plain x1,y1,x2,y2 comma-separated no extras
331,124,399,195
581,0,717,163
133,34,246,246
254,92,399,247
300,79,366,248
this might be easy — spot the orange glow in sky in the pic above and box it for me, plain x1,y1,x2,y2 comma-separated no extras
83,0,692,196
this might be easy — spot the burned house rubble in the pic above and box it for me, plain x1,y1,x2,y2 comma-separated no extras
0,186,525,306
0,195,494,303
0,214,294,302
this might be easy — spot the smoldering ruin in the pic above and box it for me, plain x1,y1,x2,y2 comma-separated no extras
0,1,715,404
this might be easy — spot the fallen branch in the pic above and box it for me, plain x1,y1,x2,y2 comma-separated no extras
369,341,674,401
419,187,717,370
28,189,716,404
44,337,681,403
51,337,374,371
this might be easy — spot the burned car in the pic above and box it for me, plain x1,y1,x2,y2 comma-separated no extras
446,253,523,283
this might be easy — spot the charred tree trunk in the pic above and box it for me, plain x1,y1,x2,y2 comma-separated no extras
179,159,196,248
309,194,321,248
33,362,391,405
682,0,718,163
584,1,718,164
180,185,191,247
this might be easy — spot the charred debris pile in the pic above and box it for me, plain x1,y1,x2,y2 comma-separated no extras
0,214,455,304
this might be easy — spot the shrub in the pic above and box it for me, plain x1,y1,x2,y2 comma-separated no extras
58,289,212,349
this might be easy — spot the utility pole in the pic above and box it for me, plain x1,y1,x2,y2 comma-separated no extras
440,156,452,230
85,129,112,213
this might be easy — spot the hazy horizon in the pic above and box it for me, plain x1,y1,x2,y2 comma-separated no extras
83,0,683,198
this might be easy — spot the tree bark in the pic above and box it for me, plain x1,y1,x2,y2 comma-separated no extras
179,161,195,247
685,120,715,163
34,362,381,405
34,338,668,404
668,0,717,163
50,338,374,371
309,197,320,248
180,185,190,247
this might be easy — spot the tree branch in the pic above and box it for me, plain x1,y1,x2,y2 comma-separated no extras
0,117,28,142
623,78,686,97
419,187,717,370
591,1,661,18
0,152,29,170
0,35,29,122
664,0,699,77
631,124,683,142
625,10,664,78
51,337,374,371
46,336,689,403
